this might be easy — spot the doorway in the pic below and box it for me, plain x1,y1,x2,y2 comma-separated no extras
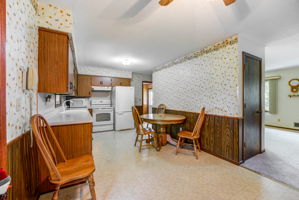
0,0,6,169
142,81,152,114
242,52,262,161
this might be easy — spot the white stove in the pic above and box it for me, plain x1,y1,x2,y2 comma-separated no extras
91,99,114,132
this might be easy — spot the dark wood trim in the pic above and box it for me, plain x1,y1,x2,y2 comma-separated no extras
202,149,241,165
265,124,299,133
142,81,152,114
242,52,263,161
153,107,243,120
0,0,7,170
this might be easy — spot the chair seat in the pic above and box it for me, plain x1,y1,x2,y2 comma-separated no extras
178,131,197,139
142,127,155,135
50,154,95,185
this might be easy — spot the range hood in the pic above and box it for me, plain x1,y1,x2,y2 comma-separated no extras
92,86,112,91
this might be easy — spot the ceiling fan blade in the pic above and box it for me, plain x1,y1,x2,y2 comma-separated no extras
223,0,236,6
159,0,174,6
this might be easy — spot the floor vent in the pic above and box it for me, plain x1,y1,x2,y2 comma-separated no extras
294,122,299,128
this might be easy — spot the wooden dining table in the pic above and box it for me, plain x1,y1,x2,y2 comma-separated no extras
140,113,186,150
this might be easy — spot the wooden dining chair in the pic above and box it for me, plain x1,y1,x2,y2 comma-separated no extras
31,114,96,200
157,104,166,114
132,106,157,152
176,107,205,159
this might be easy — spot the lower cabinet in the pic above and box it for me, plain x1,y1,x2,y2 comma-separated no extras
38,123,93,194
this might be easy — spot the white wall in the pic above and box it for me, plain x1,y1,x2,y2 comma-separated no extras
265,67,299,130
78,66,132,79
131,73,152,106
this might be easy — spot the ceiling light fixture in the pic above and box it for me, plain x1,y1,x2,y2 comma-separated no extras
122,58,132,66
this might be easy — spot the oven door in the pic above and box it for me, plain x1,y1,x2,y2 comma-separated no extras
92,109,113,126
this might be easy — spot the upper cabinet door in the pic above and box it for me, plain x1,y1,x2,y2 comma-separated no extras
92,76,112,86
111,78,131,86
77,75,92,97
38,28,69,93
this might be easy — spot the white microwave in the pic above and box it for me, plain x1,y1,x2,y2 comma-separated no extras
69,98,89,108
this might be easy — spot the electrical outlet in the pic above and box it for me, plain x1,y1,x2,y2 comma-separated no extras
294,123,299,128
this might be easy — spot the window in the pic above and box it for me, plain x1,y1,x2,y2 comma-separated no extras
265,77,279,114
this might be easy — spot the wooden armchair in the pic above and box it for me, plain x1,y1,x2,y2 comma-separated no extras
31,115,96,200
132,106,157,152
176,108,205,159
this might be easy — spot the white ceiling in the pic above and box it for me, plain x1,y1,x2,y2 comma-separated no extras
266,33,299,71
40,0,299,74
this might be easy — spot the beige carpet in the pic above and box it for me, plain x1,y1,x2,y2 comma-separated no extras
242,128,299,190
40,130,299,200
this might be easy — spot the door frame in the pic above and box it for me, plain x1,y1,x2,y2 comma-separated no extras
142,81,152,114
0,0,6,169
242,52,263,162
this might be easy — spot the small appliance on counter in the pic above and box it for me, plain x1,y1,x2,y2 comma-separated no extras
69,98,90,108
91,99,114,132
112,86,135,131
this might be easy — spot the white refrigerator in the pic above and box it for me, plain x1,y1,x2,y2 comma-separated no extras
112,86,135,131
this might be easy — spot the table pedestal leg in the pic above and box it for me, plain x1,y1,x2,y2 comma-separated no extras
159,125,168,146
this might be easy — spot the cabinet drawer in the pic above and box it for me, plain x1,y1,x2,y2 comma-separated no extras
92,76,112,86
111,78,131,86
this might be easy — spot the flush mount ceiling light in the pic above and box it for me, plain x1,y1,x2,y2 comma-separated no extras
159,0,236,6
122,58,132,66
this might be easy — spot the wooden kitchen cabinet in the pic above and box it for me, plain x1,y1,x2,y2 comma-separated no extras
38,28,70,93
111,77,131,86
77,74,92,97
92,76,112,86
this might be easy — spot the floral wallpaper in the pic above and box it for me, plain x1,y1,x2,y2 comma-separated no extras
153,36,240,117
78,66,133,79
131,73,152,106
37,1,73,33
6,0,38,142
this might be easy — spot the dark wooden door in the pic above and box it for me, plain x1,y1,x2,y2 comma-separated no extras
77,75,92,97
243,52,262,161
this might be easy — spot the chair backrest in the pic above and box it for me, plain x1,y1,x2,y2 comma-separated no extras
31,114,67,181
157,104,166,114
132,106,143,135
192,107,206,138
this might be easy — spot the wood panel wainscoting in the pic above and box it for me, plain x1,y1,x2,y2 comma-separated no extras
7,123,93,199
7,132,40,200
152,108,243,164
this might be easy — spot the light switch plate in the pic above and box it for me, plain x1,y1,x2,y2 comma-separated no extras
16,97,22,112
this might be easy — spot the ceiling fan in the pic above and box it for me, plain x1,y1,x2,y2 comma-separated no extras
159,0,236,6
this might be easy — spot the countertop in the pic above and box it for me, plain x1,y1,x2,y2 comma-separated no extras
45,108,93,126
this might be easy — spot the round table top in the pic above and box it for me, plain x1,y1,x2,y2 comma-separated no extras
140,113,186,125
